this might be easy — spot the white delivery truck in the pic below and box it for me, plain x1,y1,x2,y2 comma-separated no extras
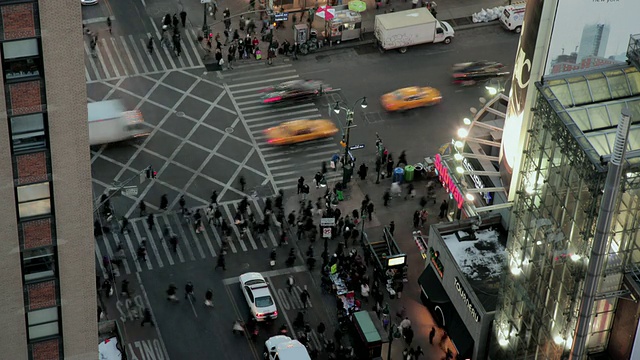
88,100,150,146
499,3,526,33
374,8,454,53
263,336,311,360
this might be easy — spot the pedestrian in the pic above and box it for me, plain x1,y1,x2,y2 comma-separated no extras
412,0,419,8
399,317,411,330
204,288,214,307
360,282,370,302
300,287,310,308
420,209,429,227
210,190,218,205
160,194,168,210
402,348,410,360
389,221,395,236
366,202,374,220
239,175,246,192
297,176,305,194
215,254,226,270
358,163,368,180
439,199,448,219
107,17,112,34
140,308,154,326
267,46,275,65
292,41,299,60
386,155,394,176
212,0,218,19
137,241,147,262
413,210,420,228
405,183,415,200
396,281,404,299
429,326,436,344
317,322,326,342
120,216,130,234
179,195,186,213
314,171,323,188
180,10,187,27
404,325,414,346
163,13,171,26
172,14,179,29
174,41,182,57
138,200,147,217
214,207,222,227
169,234,178,253
147,37,154,54
383,190,391,206
227,49,234,69
146,214,154,231
239,15,245,31
414,345,424,359
287,275,295,293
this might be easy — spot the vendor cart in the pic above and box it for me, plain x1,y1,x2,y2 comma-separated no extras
322,9,362,44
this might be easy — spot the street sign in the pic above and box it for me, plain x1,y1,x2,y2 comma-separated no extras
320,217,335,226
201,0,212,3
322,227,332,238
349,144,365,150
274,12,289,21
121,186,138,197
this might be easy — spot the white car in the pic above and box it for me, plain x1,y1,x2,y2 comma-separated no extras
239,272,278,321
81,0,99,5
264,336,311,360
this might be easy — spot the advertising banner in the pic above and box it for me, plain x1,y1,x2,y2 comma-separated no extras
544,0,639,76
500,0,545,185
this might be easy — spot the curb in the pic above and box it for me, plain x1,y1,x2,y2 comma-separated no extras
305,19,501,55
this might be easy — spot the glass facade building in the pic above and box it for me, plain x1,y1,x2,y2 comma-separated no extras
492,65,640,359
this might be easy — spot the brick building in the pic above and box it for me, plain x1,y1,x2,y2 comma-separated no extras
0,1,98,359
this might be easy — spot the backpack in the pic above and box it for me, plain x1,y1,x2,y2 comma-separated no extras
255,49,262,60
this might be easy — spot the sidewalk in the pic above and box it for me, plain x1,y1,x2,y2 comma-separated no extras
177,0,507,67
283,170,457,360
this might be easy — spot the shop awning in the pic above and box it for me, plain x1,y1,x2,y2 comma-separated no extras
418,266,450,304
445,309,474,359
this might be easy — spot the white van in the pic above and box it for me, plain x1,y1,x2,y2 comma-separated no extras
263,336,311,360
499,3,526,33
88,100,150,146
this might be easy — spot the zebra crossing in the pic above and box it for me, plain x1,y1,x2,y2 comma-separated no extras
84,28,205,83
95,198,281,279
223,61,343,192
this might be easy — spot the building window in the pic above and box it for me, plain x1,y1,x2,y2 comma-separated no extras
23,246,55,282
27,307,59,340
17,182,51,218
2,38,42,80
11,113,46,152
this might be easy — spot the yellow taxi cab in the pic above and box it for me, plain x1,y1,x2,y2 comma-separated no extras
264,119,338,145
380,86,442,112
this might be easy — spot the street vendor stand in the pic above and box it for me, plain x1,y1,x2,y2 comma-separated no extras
323,9,362,44
363,227,407,298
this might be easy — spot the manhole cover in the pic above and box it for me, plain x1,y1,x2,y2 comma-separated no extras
225,127,234,133
176,111,185,117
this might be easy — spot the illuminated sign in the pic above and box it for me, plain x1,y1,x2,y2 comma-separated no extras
434,154,464,209
387,255,407,267
430,248,444,278
454,277,480,322
461,157,492,203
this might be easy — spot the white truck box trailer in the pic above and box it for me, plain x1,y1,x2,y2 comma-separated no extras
374,8,454,53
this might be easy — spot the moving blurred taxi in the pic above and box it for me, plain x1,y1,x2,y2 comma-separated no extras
264,119,338,145
380,86,442,112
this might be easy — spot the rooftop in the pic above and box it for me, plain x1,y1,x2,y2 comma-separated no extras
439,222,508,312
537,65,640,171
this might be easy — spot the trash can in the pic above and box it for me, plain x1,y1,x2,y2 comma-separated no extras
393,167,404,184
404,165,415,182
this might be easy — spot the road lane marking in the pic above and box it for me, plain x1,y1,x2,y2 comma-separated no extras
172,212,196,261
130,35,149,73
132,224,153,270
100,38,120,77
222,266,306,285
153,217,175,266
111,36,129,76
136,272,171,360
142,225,164,268
227,75,300,89
187,219,208,259
243,109,319,123
141,36,160,72
163,214,186,263
120,35,139,74
111,233,132,275
223,203,248,252
123,232,143,273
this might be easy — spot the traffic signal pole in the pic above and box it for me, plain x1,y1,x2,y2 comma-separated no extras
93,165,152,214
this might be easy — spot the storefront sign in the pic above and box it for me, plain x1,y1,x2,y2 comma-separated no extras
434,154,464,209
461,157,492,203
430,248,444,278
454,277,480,322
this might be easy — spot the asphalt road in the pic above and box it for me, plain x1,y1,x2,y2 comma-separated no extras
92,18,520,360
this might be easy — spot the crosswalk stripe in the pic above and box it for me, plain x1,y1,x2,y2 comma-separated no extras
208,220,237,253
110,37,129,76
251,199,279,247
100,38,120,77
199,224,217,258
242,102,316,114
232,204,259,250
244,109,319,123
232,92,263,100
130,35,149,73
140,36,161,72
227,75,300,89
95,240,108,279
223,203,248,251
162,214,186,263
85,67,91,82
187,220,207,259
120,35,139,74
223,64,292,78
166,213,196,262
228,69,298,83
121,232,142,273
152,218,175,266
142,225,164,268
185,29,204,67
132,224,153,270
94,43,111,79
111,233,132,275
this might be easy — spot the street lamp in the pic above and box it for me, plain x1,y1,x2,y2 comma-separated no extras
333,97,368,188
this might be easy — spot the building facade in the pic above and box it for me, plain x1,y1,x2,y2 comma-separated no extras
492,64,640,359
0,1,97,359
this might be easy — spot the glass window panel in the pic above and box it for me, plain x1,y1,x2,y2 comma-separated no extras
4,57,42,80
23,250,55,281
550,83,572,106
627,71,640,95
28,322,58,340
568,79,592,105
27,307,58,325
17,183,50,202
2,39,39,59
18,199,51,218
11,113,44,134
567,109,590,130
586,106,612,130
11,113,46,152
587,77,610,102
607,73,631,98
